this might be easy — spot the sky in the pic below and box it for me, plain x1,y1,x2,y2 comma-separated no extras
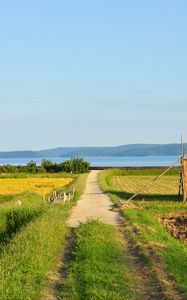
0,0,187,150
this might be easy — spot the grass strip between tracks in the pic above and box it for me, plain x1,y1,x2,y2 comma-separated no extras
62,220,137,300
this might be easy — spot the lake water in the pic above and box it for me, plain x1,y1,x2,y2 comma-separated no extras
0,156,180,167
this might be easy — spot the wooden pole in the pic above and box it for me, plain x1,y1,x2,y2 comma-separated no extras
178,135,184,201
182,158,187,202
179,134,187,202
181,133,184,157
178,165,183,201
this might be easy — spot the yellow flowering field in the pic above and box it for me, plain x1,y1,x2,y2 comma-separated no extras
0,178,73,196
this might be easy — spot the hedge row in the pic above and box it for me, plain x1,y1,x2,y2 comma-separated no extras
0,158,90,174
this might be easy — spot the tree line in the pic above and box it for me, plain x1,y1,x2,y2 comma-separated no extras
0,158,90,174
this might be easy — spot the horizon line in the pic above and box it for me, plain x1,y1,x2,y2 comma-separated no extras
0,142,186,152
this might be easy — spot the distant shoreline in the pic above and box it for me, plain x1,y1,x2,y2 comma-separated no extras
0,143,186,159
0,155,180,167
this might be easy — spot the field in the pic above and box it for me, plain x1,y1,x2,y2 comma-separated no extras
99,169,187,299
0,172,88,299
1,167,187,299
112,175,179,195
0,177,73,196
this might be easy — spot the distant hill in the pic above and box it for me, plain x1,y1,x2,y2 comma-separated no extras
0,143,186,158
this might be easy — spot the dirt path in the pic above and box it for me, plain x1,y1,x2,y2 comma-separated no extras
67,170,118,227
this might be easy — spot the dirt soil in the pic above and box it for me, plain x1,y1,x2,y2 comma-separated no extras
161,213,187,244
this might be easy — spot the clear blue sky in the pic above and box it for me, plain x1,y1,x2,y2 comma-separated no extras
0,0,187,150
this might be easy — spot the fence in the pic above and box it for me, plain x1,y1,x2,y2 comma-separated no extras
46,187,75,204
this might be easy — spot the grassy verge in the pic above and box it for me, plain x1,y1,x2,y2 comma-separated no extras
62,220,138,300
0,204,71,299
0,191,44,207
99,169,187,297
122,203,187,297
0,172,77,179
72,172,88,199
0,173,88,300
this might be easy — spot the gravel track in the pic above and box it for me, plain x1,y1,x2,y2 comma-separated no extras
67,170,118,227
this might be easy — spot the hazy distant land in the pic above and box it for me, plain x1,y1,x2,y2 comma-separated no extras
0,143,186,158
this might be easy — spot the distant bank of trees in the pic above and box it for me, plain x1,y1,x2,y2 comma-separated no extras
0,158,90,174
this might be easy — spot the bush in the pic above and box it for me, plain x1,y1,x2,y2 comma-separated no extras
62,158,90,173
0,158,90,174
42,158,90,174
0,165,18,173
41,159,63,173
26,160,39,173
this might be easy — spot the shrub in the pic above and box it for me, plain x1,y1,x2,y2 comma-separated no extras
62,158,90,173
0,165,18,173
0,158,90,174
42,158,90,173
26,160,39,173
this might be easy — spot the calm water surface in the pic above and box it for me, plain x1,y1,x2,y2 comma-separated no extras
0,156,180,167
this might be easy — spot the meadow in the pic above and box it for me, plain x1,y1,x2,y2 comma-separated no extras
0,171,88,299
1,166,187,299
99,169,187,299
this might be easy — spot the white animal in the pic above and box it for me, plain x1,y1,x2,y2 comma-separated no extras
15,200,22,206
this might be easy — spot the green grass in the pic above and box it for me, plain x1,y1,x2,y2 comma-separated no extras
62,220,138,300
0,194,16,204
0,204,71,299
0,172,77,179
0,193,45,247
99,169,180,202
0,191,44,206
99,169,187,297
72,172,88,199
102,168,180,176
99,168,180,197
123,204,187,296
0,173,88,300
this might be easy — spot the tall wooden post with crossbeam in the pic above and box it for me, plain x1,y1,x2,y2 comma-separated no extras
178,134,187,202
182,158,187,202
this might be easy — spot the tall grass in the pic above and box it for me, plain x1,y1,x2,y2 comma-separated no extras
62,220,138,300
0,204,71,299
0,173,88,300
